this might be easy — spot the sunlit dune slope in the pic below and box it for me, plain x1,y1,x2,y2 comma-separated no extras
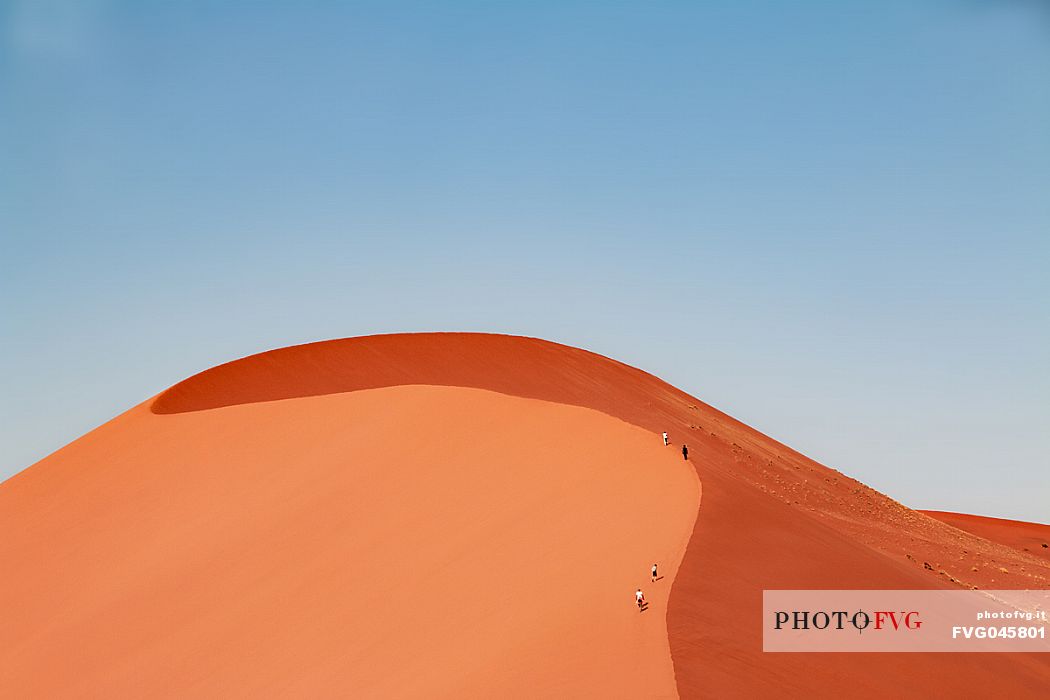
4,333,1049,698
1,385,698,698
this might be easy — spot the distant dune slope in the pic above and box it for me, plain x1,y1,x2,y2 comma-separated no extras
4,333,1049,698
1,386,698,698
921,511,1050,564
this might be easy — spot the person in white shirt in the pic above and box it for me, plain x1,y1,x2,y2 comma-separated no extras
662,431,669,446
635,589,646,610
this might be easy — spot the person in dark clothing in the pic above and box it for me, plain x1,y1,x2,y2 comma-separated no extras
682,444,689,460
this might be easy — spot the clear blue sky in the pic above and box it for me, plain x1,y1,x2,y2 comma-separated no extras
2,1,1047,522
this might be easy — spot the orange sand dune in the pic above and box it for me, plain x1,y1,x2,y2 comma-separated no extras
921,511,1050,564
3,333,1049,698
2,386,698,697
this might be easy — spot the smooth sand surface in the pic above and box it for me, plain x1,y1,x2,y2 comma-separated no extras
921,511,1050,564
5,333,1049,698
1,385,698,698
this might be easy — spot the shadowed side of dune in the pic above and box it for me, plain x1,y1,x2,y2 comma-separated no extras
152,333,677,416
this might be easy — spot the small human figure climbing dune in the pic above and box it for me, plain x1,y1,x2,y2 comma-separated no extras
682,444,689,461
651,563,658,582
635,588,647,611
662,431,669,446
